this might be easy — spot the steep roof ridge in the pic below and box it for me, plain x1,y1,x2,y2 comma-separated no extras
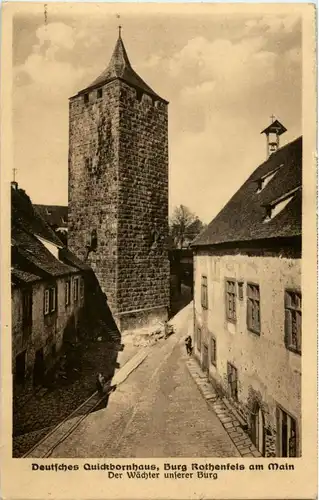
250,135,301,182
265,185,302,208
192,135,302,247
76,34,167,103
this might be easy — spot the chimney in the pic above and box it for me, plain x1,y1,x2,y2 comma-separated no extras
261,116,287,159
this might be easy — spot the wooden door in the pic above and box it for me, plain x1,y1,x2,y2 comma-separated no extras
202,344,209,374
251,404,265,455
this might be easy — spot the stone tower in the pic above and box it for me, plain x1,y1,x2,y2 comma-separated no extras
68,32,170,331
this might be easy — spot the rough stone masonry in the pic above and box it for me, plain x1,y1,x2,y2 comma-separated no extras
68,35,170,332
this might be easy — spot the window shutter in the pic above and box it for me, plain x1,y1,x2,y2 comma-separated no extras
284,309,291,348
296,311,301,352
247,298,252,329
44,290,49,315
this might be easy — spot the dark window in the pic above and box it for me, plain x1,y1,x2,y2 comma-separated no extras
85,157,93,170
91,229,98,251
15,351,26,385
65,280,71,306
33,348,45,386
276,407,297,457
44,287,57,315
238,282,244,301
210,336,216,366
136,89,143,102
227,362,238,401
97,88,103,99
201,276,208,309
226,279,236,321
284,290,301,354
22,289,32,336
51,344,56,358
247,283,260,334
49,287,56,312
84,93,89,104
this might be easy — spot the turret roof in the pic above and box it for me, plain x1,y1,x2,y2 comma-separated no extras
78,35,167,103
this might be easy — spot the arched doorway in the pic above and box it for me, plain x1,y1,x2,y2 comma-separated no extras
251,402,265,455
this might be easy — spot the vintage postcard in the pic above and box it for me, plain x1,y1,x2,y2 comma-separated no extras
0,2,317,499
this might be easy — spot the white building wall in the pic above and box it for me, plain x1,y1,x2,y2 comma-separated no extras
193,252,301,456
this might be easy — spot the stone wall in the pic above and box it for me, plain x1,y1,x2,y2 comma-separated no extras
193,251,301,456
117,84,169,319
68,83,120,313
68,79,170,328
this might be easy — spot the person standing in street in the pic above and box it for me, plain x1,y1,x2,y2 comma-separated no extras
185,335,193,356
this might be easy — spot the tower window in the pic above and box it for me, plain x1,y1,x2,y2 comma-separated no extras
84,93,89,104
136,89,144,102
85,158,93,170
97,88,103,99
91,229,98,251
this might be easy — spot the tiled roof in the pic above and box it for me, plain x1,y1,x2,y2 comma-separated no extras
59,247,91,272
192,136,302,247
12,226,77,278
11,186,88,282
11,267,42,286
34,204,68,229
79,35,167,103
12,188,63,246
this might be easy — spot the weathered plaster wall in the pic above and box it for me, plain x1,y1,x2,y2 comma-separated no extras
12,274,85,387
193,252,301,456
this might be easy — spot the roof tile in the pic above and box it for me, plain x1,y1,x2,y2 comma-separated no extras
192,136,302,247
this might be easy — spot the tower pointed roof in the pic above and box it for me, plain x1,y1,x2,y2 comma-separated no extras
80,33,167,103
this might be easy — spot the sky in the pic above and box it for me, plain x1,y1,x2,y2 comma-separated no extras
12,5,302,223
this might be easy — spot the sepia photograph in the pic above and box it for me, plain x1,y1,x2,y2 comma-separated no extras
1,1,317,499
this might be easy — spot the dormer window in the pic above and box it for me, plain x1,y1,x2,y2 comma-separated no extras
256,165,283,194
263,186,301,222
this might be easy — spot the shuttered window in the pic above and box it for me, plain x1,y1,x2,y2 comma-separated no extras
284,290,301,354
73,277,79,302
44,287,57,315
201,276,208,309
80,278,85,300
226,279,236,321
247,283,260,334
65,280,71,306
50,287,56,312
44,289,50,315
210,337,216,366
276,407,298,457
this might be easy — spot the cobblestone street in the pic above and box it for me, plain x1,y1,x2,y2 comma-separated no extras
42,304,240,458
13,336,138,457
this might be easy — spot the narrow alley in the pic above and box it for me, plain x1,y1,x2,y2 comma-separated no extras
44,304,239,458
